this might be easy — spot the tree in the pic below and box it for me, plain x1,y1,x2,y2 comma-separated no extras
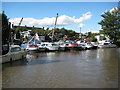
98,7,120,42
91,37,97,42
1,12,11,55
1,11,11,44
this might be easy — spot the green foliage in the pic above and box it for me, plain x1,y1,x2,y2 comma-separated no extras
87,32,95,38
54,28,78,40
103,37,106,40
10,26,79,41
1,12,11,44
116,39,120,42
16,27,28,32
116,39,120,47
34,28,51,36
91,37,97,42
98,7,120,42
19,27,79,40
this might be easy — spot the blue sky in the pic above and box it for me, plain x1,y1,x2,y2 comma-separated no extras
2,2,118,33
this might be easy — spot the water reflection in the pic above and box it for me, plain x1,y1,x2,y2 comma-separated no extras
26,59,64,65
2,48,119,88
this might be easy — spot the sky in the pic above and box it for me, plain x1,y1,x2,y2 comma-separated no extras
2,2,119,33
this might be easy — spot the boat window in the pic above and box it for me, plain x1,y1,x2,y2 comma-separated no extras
104,43,109,45
66,44,69,46
41,44,45,46
52,44,57,46
29,45,38,47
11,47,21,52
29,45,34,47
60,43,64,45
81,45,85,46
46,44,48,46
34,45,38,47
2,44,9,55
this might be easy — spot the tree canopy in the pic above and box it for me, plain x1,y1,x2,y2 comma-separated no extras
1,12,11,44
1,12,11,55
98,7,120,42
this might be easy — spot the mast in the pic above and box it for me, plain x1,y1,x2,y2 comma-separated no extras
18,17,23,26
80,27,82,39
52,13,58,39
13,17,23,41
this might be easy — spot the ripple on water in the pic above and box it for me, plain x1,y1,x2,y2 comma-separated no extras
2,48,118,88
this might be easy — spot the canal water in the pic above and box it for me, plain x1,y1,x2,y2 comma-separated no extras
2,48,119,88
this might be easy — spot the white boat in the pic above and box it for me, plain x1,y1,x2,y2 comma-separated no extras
21,44,38,52
76,41,93,49
40,42,59,51
91,42,98,49
58,43,66,51
85,43,93,49
65,42,78,51
76,41,86,50
77,44,86,50
38,45,47,52
98,41,117,48
1,45,27,63
21,33,41,52
55,41,66,51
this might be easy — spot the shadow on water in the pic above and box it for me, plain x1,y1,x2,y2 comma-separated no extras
2,55,64,71
26,59,64,65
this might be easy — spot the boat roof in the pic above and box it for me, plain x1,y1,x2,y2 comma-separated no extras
11,45,20,48
41,42,56,44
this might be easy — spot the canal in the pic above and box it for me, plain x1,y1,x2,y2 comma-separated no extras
2,48,119,88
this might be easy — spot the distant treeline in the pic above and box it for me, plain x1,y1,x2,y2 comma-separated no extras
11,26,80,40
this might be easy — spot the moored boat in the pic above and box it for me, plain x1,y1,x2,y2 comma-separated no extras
55,41,66,51
1,45,27,63
40,42,59,51
26,44,38,52
65,42,78,51
21,44,38,52
85,43,94,49
77,44,86,50
38,44,47,52
90,42,98,49
98,41,117,48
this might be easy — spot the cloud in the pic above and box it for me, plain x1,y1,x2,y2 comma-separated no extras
9,12,92,27
81,30,99,34
86,28,99,33
110,7,119,13
79,23,85,28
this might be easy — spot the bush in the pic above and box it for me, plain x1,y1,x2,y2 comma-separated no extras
116,39,120,47
91,38,97,42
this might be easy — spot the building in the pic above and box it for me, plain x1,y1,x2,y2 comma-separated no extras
95,34,110,42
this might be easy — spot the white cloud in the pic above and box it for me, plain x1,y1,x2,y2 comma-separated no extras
81,30,99,34
79,23,85,28
86,29,99,33
90,30,99,33
9,12,92,27
110,7,119,13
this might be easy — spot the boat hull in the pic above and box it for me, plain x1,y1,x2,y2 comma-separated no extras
98,45,117,48
47,46,59,51
26,48,38,52
58,47,66,51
